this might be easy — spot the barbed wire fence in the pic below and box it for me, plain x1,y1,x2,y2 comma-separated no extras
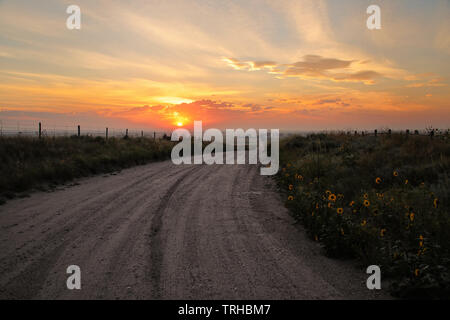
0,120,169,140
0,120,448,140
327,128,449,139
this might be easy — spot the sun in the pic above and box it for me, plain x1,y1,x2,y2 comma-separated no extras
172,111,189,127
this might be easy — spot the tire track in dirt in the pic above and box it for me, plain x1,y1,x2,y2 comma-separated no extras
0,159,391,299
0,162,187,294
148,164,209,299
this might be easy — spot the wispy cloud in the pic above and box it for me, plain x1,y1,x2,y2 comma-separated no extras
224,55,383,84
0,0,449,129
404,73,447,88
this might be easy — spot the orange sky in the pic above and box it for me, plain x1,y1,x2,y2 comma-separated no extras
0,0,449,131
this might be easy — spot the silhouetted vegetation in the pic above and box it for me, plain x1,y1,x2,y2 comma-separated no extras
0,135,174,204
278,132,450,299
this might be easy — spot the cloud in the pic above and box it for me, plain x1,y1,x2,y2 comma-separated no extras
406,82,447,88
182,100,236,110
284,55,353,76
113,105,167,116
404,73,436,81
315,98,342,105
404,74,447,88
243,103,263,112
225,55,383,84
100,99,280,129
314,98,351,107
223,58,277,71
331,70,381,84
222,58,249,70
248,61,277,70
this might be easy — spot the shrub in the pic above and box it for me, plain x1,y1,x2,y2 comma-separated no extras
278,133,450,299
0,136,174,200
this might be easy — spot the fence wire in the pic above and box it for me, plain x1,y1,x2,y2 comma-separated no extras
0,121,168,139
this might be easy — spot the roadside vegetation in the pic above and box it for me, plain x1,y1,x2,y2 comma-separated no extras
277,131,450,299
0,135,174,204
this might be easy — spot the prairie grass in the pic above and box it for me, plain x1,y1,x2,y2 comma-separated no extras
277,132,450,298
0,135,174,203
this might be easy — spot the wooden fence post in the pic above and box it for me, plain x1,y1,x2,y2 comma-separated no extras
126,129,128,138
106,127,108,140
78,125,80,137
39,122,42,139
374,129,377,137
153,131,156,140
141,130,143,138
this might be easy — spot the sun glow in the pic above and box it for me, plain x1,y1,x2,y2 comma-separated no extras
156,97,194,105
172,111,189,127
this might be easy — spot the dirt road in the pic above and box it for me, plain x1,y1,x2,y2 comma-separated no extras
0,160,389,299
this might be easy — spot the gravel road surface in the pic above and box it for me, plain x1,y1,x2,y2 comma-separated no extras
0,160,389,299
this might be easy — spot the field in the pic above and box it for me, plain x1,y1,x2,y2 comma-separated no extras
0,135,174,204
277,132,450,299
1,131,449,299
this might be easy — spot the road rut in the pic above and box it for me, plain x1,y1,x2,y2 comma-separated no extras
0,161,389,299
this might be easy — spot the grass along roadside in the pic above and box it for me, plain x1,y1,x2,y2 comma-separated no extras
0,135,175,204
277,133,450,299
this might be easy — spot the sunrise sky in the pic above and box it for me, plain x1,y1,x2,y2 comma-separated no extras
0,0,449,131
